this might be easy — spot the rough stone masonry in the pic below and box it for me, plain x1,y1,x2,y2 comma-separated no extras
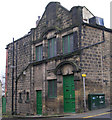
5,2,112,115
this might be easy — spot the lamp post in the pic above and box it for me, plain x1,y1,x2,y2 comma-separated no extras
82,74,86,112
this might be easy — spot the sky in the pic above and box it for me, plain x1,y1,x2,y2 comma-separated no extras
0,0,111,83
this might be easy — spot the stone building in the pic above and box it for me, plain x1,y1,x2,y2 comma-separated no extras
6,2,112,115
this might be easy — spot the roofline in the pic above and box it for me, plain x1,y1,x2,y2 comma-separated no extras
36,2,69,29
6,2,112,49
6,33,30,49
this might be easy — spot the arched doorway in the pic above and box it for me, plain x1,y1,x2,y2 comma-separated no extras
54,61,81,113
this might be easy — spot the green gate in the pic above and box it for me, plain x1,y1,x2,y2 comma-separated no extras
36,90,42,115
2,96,6,114
63,75,75,113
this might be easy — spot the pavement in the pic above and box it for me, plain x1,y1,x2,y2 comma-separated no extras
24,107,111,118
2,107,112,120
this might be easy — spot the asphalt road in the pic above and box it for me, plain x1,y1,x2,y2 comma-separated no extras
2,108,112,120
62,112,111,119
83,111,111,118
61,108,112,119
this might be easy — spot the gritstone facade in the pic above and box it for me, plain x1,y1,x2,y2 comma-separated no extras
5,2,112,115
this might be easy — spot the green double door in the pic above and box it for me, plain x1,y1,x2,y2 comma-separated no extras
36,90,42,115
63,75,75,113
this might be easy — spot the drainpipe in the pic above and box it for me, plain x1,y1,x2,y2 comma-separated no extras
15,42,18,115
12,38,14,115
5,48,8,97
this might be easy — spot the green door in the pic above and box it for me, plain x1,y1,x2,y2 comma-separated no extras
36,90,42,115
63,75,75,113
2,96,6,114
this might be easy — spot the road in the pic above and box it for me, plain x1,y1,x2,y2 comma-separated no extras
61,112,111,119
61,108,112,119
81,112,111,119
83,111,111,118
2,108,112,120
2,113,111,120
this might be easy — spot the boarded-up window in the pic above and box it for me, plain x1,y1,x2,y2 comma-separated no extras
57,37,61,54
48,80,57,98
73,31,78,50
63,34,74,54
36,45,43,61
48,38,57,58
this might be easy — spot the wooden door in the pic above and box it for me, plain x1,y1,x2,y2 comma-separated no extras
36,90,42,115
63,75,75,113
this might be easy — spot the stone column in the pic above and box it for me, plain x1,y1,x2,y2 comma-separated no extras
42,63,46,114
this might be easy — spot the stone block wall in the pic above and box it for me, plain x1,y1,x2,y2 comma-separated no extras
110,33,112,106
6,34,31,114
81,25,111,106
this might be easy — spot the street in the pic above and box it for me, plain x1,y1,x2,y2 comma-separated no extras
61,107,111,119
2,108,112,120
83,111,111,118
62,111,111,119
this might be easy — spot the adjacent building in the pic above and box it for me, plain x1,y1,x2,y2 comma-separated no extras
5,2,112,115
0,81,2,116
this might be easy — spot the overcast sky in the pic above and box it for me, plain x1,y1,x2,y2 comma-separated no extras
0,0,111,82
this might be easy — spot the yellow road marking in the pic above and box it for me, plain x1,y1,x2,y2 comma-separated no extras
83,112,111,118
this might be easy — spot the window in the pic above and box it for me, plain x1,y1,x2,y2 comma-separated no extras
18,92,22,103
48,38,57,58
48,80,57,98
19,93,22,100
26,92,29,101
36,45,43,61
62,34,74,54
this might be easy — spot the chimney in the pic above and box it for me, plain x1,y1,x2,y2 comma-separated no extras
36,16,41,27
71,6,83,25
